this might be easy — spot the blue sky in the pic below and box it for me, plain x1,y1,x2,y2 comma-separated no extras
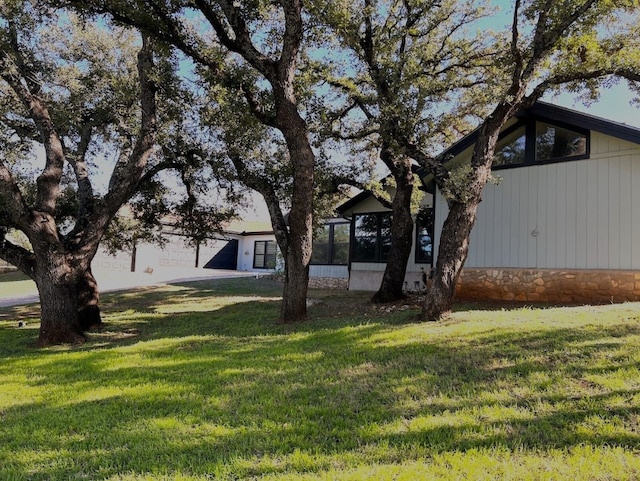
546,85,639,128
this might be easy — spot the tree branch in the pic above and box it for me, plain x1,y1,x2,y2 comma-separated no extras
1,21,66,215
68,120,97,226
510,0,523,86
241,83,277,127
400,137,450,189
0,161,29,228
136,160,183,189
0,229,36,278
197,0,277,79
102,34,157,222
227,151,289,254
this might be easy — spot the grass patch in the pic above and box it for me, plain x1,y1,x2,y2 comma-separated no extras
1,278,639,480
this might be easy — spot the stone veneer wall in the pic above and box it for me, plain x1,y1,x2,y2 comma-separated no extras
269,274,348,290
456,268,640,303
308,277,348,290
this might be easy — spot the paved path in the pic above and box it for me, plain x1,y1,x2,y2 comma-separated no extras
0,268,262,308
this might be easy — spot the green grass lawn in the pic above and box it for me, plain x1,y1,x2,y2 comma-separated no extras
1,277,639,480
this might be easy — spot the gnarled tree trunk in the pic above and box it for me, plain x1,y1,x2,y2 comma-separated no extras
276,104,314,324
421,113,506,321
76,267,102,331
34,253,85,346
372,158,415,303
280,249,310,323
421,199,478,320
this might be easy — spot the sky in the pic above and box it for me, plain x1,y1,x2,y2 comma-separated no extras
546,85,640,129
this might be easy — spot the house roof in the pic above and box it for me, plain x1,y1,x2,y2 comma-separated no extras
436,101,640,162
337,101,640,211
413,101,640,192
336,190,374,215
223,219,273,236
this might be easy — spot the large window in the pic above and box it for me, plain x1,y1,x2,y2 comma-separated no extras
352,213,392,262
535,122,587,160
415,208,434,264
493,120,588,168
253,240,277,269
311,223,350,265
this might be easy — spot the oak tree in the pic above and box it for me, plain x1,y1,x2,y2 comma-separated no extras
420,0,640,319
59,0,323,323
314,0,494,303
0,4,213,344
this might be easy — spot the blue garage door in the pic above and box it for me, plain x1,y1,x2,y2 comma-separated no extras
204,240,238,270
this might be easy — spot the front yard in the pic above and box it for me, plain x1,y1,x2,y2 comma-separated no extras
1,277,639,480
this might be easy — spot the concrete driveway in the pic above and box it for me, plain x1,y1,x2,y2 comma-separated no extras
0,268,263,308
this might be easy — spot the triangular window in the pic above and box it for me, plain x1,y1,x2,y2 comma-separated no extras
493,126,526,167
493,119,589,168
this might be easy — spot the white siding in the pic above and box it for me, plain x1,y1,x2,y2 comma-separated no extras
310,265,348,278
633,158,640,268
236,234,278,272
435,131,640,270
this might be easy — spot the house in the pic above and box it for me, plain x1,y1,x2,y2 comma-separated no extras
92,219,280,274
93,217,352,287
339,102,640,303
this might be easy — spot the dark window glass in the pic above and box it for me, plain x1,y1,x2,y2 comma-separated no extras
332,223,350,265
535,122,587,161
416,208,434,264
353,213,391,262
311,226,330,264
493,126,526,166
254,240,277,269
353,214,378,261
311,223,350,265
265,241,277,268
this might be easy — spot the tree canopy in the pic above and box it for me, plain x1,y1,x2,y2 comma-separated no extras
0,2,236,344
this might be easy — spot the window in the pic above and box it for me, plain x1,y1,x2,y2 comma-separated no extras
311,226,330,264
415,208,434,264
352,213,392,262
332,223,350,264
493,126,526,167
493,120,589,168
311,222,350,265
254,240,277,269
535,122,587,161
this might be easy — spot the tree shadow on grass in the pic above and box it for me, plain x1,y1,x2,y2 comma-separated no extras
2,299,640,479
2,280,640,479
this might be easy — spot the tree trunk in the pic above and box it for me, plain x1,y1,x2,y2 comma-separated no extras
76,267,102,331
35,254,85,346
275,104,314,324
421,199,479,320
279,248,310,323
420,103,510,321
372,160,415,303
